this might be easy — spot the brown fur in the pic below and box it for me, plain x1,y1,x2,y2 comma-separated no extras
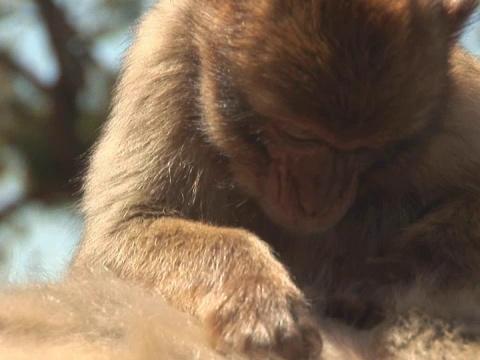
67,0,480,359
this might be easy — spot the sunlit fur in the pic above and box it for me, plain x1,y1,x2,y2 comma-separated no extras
1,273,480,359
7,0,475,359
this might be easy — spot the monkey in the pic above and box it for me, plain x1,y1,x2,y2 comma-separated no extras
71,0,480,359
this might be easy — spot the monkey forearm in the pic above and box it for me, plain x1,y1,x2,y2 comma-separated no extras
75,217,295,315
74,216,321,357
394,196,480,287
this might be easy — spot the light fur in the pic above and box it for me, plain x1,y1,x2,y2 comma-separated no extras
1,274,480,359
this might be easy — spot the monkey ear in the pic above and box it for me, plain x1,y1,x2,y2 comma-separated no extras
443,0,478,34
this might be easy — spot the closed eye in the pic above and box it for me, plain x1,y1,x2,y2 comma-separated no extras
277,126,321,144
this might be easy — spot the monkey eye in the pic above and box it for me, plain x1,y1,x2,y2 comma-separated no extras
277,126,320,144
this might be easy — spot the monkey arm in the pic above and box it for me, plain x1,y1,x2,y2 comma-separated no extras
322,195,480,329
74,216,321,358
392,195,480,288
77,217,289,312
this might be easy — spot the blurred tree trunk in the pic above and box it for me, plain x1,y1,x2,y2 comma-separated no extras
35,0,92,186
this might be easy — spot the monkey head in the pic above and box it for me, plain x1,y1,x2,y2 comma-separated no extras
195,0,477,233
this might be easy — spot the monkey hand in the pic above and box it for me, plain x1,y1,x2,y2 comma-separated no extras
326,257,414,329
204,278,321,359
198,234,322,359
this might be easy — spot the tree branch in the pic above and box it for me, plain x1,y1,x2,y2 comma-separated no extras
0,51,50,93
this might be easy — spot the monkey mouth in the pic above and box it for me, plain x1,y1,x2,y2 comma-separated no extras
261,171,358,233
296,180,356,230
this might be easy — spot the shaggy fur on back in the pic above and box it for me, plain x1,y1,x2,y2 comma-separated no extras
0,271,241,360
1,272,480,359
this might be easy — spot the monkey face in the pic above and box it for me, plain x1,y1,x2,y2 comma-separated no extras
197,0,475,232
250,125,371,232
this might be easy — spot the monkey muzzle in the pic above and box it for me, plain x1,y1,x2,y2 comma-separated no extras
262,146,359,232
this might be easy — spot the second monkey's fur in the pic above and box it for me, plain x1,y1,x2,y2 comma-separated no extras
1,272,480,359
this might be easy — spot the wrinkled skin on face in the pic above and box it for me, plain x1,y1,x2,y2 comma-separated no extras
224,121,388,232
256,126,369,231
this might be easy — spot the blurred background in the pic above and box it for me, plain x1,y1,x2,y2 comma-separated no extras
0,1,479,284
0,0,155,283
